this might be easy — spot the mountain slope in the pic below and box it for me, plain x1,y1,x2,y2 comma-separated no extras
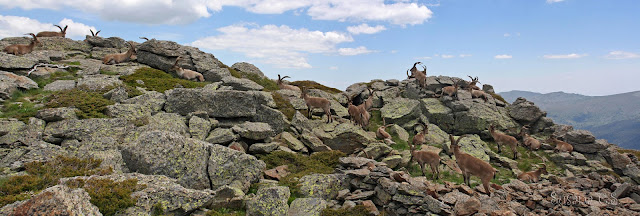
500,90,640,149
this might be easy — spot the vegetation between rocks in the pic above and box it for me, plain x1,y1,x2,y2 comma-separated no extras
205,208,246,216
225,66,279,91
321,205,371,216
290,80,342,94
120,67,208,93
45,88,114,119
67,178,144,216
0,89,50,123
272,92,296,121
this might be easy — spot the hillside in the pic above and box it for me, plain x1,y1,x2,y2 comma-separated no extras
501,90,640,149
1,36,640,215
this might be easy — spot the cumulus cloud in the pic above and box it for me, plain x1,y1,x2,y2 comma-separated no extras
347,24,386,35
543,53,587,59
0,0,433,25
191,24,353,68
495,54,512,59
338,46,376,56
0,15,95,39
605,51,640,59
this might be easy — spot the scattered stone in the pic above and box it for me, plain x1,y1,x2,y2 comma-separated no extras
287,198,327,216
36,107,78,122
232,122,275,140
0,185,101,215
246,186,290,216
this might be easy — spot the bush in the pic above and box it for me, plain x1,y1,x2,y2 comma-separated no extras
45,88,114,119
0,156,112,208
223,66,279,91
490,92,507,104
67,178,144,216
120,67,208,93
272,92,296,120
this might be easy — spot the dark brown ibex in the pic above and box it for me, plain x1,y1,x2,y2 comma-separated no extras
36,25,68,37
3,33,39,55
302,87,333,123
277,74,301,91
406,61,422,79
450,134,498,195
172,56,204,81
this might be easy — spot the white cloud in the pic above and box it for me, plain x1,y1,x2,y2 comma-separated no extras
414,56,432,60
329,66,338,70
346,24,386,35
605,51,640,59
504,33,511,37
543,53,587,59
338,46,376,56
546,0,565,3
441,54,455,59
459,54,472,58
0,15,95,39
390,50,398,54
495,54,512,59
191,24,353,68
0,0,433,25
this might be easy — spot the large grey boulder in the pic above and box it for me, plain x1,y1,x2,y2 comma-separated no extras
298,174,350,200
208,142,266,191
252,105,290,135
36,37,92,52
122,91,166,114
508,97,546,123
138,112,189,137
246,186,290,216
221,76,264,91
380,98,427,131
43,118,135,148
0,141,68,171
232,122,275,140
0,52,39,70
0,117,43,146
573,139,609,154
312,123,376,154
287,198,327,216
76,74,122,91
206,128,236,144
136,39,222,74
43,80,76,91
0,185,101,216
105,103,152,120
189,116,213,141
564,130,596,144
452,102,518,135
0,71,38,99
164,89,275,118
122,130,211,190
36,107,78,122
442,134,490,162
85,36,128,48
231,62,265,78
422,98,454,130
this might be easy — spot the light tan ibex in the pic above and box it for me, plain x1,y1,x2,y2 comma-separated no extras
521,126,541,151
469,88,488,102
450,134,498,195
467,75,481,90
3,33,39,55
546,135,573,153
344,93,363,126
301,87,333,123
438,79,460,99
517,164,547,183
102,42,136,65
90,29,101,37
489,125,518,159
36,25,68,37
277,74,301,91
409,124,442,180
172,56,204,82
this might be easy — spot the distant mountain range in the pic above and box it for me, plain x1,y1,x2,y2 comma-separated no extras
499,90,640,150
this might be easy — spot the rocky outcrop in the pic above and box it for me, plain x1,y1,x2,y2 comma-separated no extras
136,39,222,76
231,62,266,78
246,186,290,216
0,71,38,99
508,97,546,123
312,123,376,154
0,185,102,215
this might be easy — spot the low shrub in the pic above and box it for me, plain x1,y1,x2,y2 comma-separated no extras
290,80,342,94
120,67,208,93
67,178,144,216
45,89,114,119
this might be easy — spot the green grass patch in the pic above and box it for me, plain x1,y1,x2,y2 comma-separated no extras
489,92,507,104
0,156,112,208
63,61,81,66
120,67,208,93
290,81,342,94
31,68,77,88
258,151,345,204
321,205,370,216
272,92,296,121
0,89,50,123
100,70,119,76
618,149,640,160
206,208,246,216
485,140,560,176
45,88,114,119
491,166,514,185
67,178,144,216
365,110,383,132
221,65,279,91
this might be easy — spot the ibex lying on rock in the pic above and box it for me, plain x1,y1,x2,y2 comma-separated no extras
450,134,498,195
517,164,547,183
172,56,204,81
376,120,395,144
469,88,488,102
409,124,442,180
102,42,136,65
546,135,573,153
90,29,101,37
467,75,481,90
36,25,68,37
489,125,518,159
521,126,541,150
302,87,332,123
277,74,300,91
3,33,39,55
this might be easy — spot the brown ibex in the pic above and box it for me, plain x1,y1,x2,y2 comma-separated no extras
407,64,427,89
36,25,68,37
489,125,518,159
3,33,39,55
363,88,375,111
406,62,423,79
376,119,395,144
546,135,573,153
469,88,488,102
277,74,301,91
450,134,498,195
437,79,460,99
172,56,204,81
102,42,136,65
409,124,442,180
90,29,101,37
517,164,547,183
521,126,541,151
344,93,363,126
467,75,481,90
302,87,333,123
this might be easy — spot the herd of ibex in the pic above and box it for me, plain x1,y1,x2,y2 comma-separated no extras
3,25,571,196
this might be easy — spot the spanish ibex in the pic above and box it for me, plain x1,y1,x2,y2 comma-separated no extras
36,25,68,37
277,74,301,91
407,64,427,89
302,87,333,123
409,124,442,180
450,134,498,195
467,75,481,90
406,62,425,78
102,42,136,65
489,125,518,159
363,88,375,111
3,33,39,55
521,126,541,151
172,56,205,82
517,164,547,183
546,135,573,153
90,29,101,37
376,119,395,144
469,88,489,102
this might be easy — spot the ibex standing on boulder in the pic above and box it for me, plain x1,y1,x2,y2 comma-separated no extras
102,42,136,65
407,64,427,89
36,25,68,37
450,134,498,195
409,124,442,180
437,79,460,100
3,33,39,55
302,87,333,123
172,56,205,82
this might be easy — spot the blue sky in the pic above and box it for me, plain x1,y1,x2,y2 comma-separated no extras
1,0,639,96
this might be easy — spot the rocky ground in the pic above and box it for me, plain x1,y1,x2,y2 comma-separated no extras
1,36,640,216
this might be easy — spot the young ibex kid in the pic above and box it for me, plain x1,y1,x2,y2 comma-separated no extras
172,56,205,82
36,25,68,37
489,125,519,159
450,134,498,195
277,74,301,91
302,87,333,123
3,33,39,55
409,124,442,180
546,135,574,153
102,42,136,65
517,164,547,183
